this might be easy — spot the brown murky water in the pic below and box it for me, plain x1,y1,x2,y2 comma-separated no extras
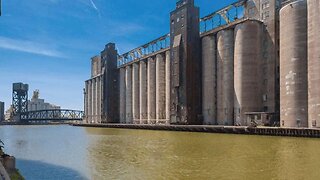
1,125,320,179
87,128,320,180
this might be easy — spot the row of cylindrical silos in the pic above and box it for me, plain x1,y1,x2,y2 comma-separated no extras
119,51,171,124
307,0,320,128
85,76,103,124
280,0,320,128
202,20,263,126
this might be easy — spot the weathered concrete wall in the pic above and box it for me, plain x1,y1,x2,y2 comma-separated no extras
247,0,280,119
75,123,320,138
165,51,171,122
97,76,102,123
89,80,93,123
147,57,156,123
87,81,92,123
217,29,234,126
0,161,10,180
91,56,102,78
234,20,263,126
132,63,140,123
140,60,148,124
280,0,308,128
101,43,119,123
308,0,320,128
92,78,97,123
125,65,133,124
170,0,202,125
119,68,126,123
84,81,89,123
84,64,104,123
156,54,166,122
202,35,216,125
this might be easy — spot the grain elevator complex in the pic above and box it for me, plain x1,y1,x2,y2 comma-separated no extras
84,0,320,129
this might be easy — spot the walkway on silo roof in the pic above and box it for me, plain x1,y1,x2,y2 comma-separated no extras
117,0,248,68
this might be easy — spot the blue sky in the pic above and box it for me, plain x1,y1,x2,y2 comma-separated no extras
0,0,237,110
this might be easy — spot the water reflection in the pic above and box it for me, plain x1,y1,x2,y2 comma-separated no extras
0,125,90,179
17,159,87,180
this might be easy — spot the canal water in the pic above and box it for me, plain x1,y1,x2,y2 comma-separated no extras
0,125,320,180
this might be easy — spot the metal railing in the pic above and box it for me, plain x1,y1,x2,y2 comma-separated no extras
117,34,170,67
200,0,247,34
117,0,248,67
281,0,300,6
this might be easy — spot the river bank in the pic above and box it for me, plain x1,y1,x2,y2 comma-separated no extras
1,138,24,180
73,123,320,138
0,154,24,180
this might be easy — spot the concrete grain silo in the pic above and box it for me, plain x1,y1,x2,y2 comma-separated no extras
132,63,140,123
119,68,126,123
125,65,133,123
147,57,156,123
139,60,148,124
234,20,263,126
217,29,234,126
280,0,308,128
165,51,171,122
202,35,216,125
308,0,320,128
156,54,166,121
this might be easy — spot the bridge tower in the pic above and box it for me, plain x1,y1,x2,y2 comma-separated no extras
12,83,29,121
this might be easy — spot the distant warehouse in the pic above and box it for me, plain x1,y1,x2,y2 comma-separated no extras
28,90,60,111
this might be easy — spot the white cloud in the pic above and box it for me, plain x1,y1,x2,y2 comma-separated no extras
88,0,101,18
89,0,98,11
0,36,65,58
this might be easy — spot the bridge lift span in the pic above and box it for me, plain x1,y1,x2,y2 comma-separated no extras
20,109,84,122
10,82,84,122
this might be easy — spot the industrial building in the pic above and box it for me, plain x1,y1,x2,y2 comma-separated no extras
84,0,320,128
28,90,60,111
0,101,4,122
5,106,13,121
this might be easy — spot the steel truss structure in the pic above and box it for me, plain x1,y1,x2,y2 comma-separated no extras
118,34,170,67
12,83,29,118
200,0,247,33
117,0,249,68
20,109,84,122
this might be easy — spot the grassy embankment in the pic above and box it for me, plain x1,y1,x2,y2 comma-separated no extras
1,139,24,180
10,169,25,180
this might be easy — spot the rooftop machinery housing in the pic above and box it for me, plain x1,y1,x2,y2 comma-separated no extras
84,0,320,128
